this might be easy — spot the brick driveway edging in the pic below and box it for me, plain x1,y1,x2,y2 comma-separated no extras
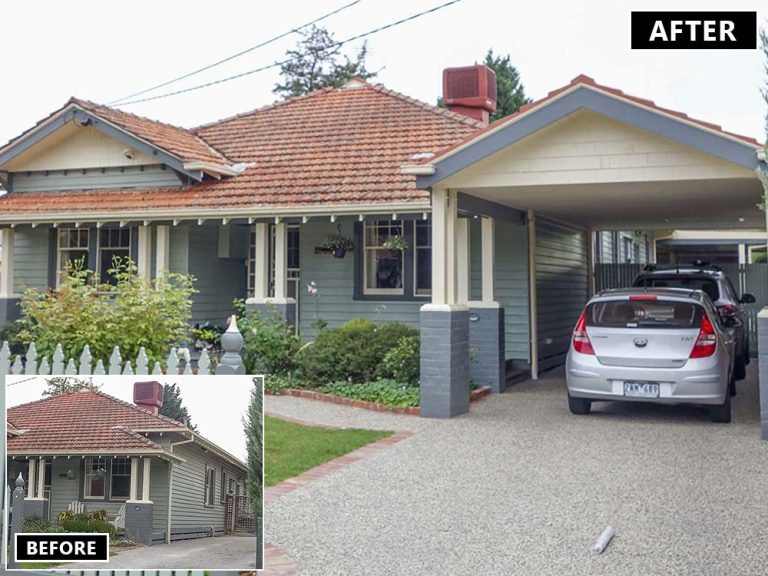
259,412,415,575
267,385,491,416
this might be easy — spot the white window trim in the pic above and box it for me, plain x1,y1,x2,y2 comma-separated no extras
363,220,405,296
204,465,215,507
83,457,107,500
413,220,432,297
56,228,90,287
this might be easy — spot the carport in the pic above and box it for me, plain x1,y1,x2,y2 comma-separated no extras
403,74,766,423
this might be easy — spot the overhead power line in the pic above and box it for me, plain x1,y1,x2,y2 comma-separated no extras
116,0,463,106
109,0,364,105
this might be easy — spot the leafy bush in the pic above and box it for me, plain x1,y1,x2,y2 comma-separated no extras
264,372,303,394
298,319,418,386
235,300,303,374
23,514,64,533
382,335,420,385
18,258,196,367
319,379,420,408
0,319,28,355
60,513,116,537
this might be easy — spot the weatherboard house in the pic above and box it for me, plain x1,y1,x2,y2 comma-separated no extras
0,66,764,418
6,382,248,545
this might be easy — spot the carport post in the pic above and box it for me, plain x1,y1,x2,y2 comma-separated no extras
528,210,539,380
420,187,470,418
587,228,596,297
759,308,768,440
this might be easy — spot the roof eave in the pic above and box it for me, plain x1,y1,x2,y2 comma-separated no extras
7,448,186,463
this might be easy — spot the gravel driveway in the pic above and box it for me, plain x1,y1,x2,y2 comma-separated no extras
265,364,768,576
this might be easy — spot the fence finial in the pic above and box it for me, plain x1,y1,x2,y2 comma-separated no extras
216,314,245,375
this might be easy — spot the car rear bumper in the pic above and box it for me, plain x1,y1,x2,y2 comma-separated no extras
566,353,727,405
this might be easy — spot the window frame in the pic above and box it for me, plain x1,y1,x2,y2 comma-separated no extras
83,457,108,500
413,220,432,297
56,228,90,286
97,227,132,285
108,457,132,501
204,464,215,507
362,220,406,296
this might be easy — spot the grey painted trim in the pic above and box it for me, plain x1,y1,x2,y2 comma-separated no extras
417,86,763,188
457,192,526,223
0,106,203,182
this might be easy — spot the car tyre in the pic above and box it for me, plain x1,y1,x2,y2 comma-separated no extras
734,356,746,381
709,392,732,424
568,394,591,415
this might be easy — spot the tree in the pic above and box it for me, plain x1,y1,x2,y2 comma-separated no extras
437,49,531,122
43,377,100,397
159,383,197,431
758,27,768,236
274,25,376,98
244,376,264,568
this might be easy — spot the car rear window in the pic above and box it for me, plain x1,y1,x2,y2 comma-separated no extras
633,276,720,301
587,299,703,329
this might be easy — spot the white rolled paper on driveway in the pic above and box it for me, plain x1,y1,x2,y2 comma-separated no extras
593,525,616,554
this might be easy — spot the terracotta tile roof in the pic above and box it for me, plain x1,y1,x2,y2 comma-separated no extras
0,83,481,216
69,98,230,165
7,389,188,454
425,74,762,164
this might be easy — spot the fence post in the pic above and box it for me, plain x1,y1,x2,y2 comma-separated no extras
8,473,25,569
216,315,245,375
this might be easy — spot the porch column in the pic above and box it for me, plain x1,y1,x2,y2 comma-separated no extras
468,216,506,393
155,225,170,278
129,457,139,501
420,188,470,418
456,217,470,303
528,210,539,380
137,225,152,279
246,222,296,328
27,458,36,499
125,456,153,545
142,458,152,502
37,458,45,498
0,228,19,324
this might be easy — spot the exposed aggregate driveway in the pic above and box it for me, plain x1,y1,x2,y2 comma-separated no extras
265,363,768,576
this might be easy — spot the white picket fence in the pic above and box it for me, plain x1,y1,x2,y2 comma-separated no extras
0,342,213,377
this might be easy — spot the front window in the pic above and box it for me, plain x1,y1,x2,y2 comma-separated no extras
57,228,90,283
364,220,404,295
109,457,131,500
84,457,107,499
204,465,215,506
98,228,131,284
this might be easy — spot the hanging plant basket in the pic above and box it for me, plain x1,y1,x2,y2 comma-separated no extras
321,224,355,259
382,235,408,251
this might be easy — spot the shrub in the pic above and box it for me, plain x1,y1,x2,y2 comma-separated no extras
60,513,116,537
298,319,418,385
235,300,303,375
382,335,420,385
0,319,28,355
319,379,420,408
18,258,196,367
23,514,64,533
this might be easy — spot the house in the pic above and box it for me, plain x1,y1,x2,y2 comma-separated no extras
6,382,248,545
0,66,765,418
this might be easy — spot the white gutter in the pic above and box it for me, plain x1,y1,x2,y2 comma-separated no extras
0,201,432,226
183,161,242,177
401,164,436,176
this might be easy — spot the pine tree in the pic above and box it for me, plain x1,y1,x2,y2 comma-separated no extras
244,377,263,516
159,383,197,431
43,377,100,397
274,25,376,98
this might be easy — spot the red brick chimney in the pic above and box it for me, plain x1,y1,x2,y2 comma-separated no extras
443,64,497,125
133,381,164,415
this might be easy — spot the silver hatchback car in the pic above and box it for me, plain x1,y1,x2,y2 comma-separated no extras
565,288,735,422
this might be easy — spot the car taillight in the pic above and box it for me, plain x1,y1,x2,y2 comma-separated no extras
690,315,717,358
572,311,594,355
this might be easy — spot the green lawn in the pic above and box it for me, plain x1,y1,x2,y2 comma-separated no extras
265,415,391,486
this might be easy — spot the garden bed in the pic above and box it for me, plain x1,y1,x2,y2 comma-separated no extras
267,385,492,416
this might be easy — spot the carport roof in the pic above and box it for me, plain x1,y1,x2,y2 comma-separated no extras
406,74,764,188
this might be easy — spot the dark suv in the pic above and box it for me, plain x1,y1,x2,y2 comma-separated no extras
633,263,755,384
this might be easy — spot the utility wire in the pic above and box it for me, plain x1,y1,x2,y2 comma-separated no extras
109,0,364,105
116,0,463,106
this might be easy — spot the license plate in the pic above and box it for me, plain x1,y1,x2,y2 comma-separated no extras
623,382,660,398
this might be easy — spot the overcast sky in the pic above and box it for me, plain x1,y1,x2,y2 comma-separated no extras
6,375,256,462
1,0,766,146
